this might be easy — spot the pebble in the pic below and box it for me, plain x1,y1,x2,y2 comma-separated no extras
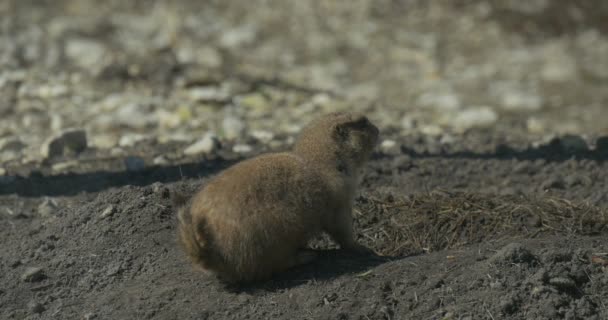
22,267,46,282
380,139,397,151
548,277,576,290
90,134,118,149
38,198,58,217
41,128,87,159
237,93,269,112
118,134,150,147
417,91,461,111
184,134,219,155
498,89,543,111
115,103,156,129
222,116,245,140
250,130,274,143
0,137,26,152
65,37,107,71
233,144,253,153
27,300,45,314
124,156,145,171
101,205,115,218
187,86,229,102
52,160,79,172
153,155,169,165
452,107,498,131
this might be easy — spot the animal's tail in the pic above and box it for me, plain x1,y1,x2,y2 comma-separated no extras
172,190,211,270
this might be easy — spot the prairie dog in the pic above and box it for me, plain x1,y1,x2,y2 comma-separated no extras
175,112,379,283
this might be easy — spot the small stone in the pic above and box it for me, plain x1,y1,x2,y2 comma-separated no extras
90,134,118,149
548,277,576,290
250,130,274,143
38,198,58,217
237,93,268,112
184,134,219,156
233,144,252,153
118,134,150,147
187,86,229,103
380,139,397,151
420,125,442,136
65,37,107,71
41,128,87,159
83,312,97,320
101,205,115,218
499,90,543,111
526,117,545,134
452,107,498,131
153,155,169,165
22,267,45,282
417,91,461,111
27,300,45,314
0,137,26,152
489,243,536,265
124,156,145,171
222,116,245,140
51,160,79,172
0,167,5,176
115,103,156,129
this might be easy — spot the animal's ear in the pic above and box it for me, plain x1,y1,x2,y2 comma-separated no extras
332,122,349,141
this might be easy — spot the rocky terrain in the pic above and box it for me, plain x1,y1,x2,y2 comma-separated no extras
1,1,607,319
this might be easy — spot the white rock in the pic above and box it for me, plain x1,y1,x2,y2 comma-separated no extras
233,144,253,153
220,26,256,48
38,198,58,217
90,134,118,149
420,125,442,136
41,129,87,159
380,139,397,151
493,83,543,111
184,134,219,155
540,42,578,82
222,116,245,140
0,137,26,152
118,134,150,147
453,107,498,131
187,86,229,102
153,155,169,165
157,109,181,129
65,38,107,71
116,103,156,129
101,205,115,218
250,130,274,143
417,91,461,111
51,160,79,172
526,117,545,134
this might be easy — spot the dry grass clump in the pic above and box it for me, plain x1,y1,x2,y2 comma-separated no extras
354,190,608,256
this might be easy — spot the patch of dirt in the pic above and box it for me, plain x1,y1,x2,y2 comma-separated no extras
1,147,608,319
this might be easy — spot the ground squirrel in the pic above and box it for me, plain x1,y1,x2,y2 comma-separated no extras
174,112,379,283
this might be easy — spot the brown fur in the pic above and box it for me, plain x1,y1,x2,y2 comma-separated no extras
175,112,379,283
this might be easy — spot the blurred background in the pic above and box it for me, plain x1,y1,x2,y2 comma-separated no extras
0,0,607,166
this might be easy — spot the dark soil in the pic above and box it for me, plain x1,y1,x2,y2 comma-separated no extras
2,139,608,320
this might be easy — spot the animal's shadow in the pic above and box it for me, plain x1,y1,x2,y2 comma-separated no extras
220,249,400,293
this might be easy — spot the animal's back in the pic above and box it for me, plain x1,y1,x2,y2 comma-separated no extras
191,152,328,281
